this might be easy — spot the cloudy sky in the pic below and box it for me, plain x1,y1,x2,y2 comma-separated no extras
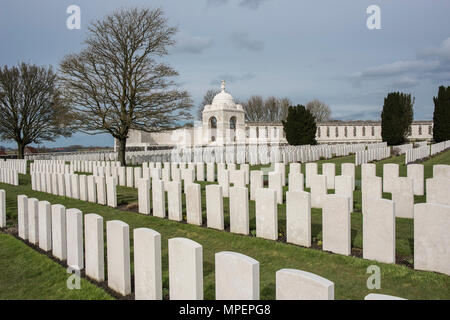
1,0,449,148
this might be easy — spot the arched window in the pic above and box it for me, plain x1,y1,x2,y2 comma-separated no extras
362,127,366,136
256,127,259,138
326,127,330,137
419,126,422,135
344,127,348,137
209,116,217,129
274,127,278,138
428,125,432,135
371,126,375,136
229,116,236,130
265,126,269,138
318,127,321,138
353,126,356,137
335,127,339,137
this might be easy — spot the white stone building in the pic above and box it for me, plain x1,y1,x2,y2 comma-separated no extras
121,81,433,150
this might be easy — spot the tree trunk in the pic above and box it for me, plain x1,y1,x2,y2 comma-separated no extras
17,141,26,159
118,137,127,166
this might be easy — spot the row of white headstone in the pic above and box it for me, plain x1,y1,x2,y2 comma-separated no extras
405,145,431,164
355,147,390,165
0,168,19,186
30,172,117,208
392,143,413,154
133,166,450,276
0,159,27,174
10,193,407,300
431,140,450,155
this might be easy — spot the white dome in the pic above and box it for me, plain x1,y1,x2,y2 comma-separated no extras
210,80,237,109
212,91,235,105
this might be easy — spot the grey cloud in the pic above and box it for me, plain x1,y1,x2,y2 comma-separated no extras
210,72,256,85
229,32,264,52
351,37,450,88
172,33,213,54
206,0,269,10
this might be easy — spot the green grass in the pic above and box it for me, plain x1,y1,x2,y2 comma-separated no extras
0,149,449,300
0,233,113,300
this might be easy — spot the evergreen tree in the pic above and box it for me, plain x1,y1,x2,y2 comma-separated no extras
381,92,414,145
432,86,450,143
282,105,317,145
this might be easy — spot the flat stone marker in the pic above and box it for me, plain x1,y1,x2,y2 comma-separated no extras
66,208,84,270
363,198,395,264
107,220,131,296
250,170,263,201
134,228,162,300
391,177,414,218
38,201,52,251
51,204,66,260
414,203,450,276
28,198,39,245
18,195,28,240
276,269,334,300
229,187,249,235
206,185,224,230
168,237,203,300
310,175,327,208
215,251,259,300
255,188,278,240
186,183,202,226
167,181,182,221
322,163,335,189
426,178,450,206
138,178,151,215
322,194,351,256
286,191,311,247
84,214,104,282
407,164,424,196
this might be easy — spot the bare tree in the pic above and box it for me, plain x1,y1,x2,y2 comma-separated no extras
305,99,331,122
197,88,220,120
0,63,73,158
243,95,291,122
59,8,192,166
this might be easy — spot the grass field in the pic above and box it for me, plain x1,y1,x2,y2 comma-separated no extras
0,149,449,300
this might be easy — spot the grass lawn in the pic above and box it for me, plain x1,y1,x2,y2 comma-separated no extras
0,149,449,299
0,233,113,300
